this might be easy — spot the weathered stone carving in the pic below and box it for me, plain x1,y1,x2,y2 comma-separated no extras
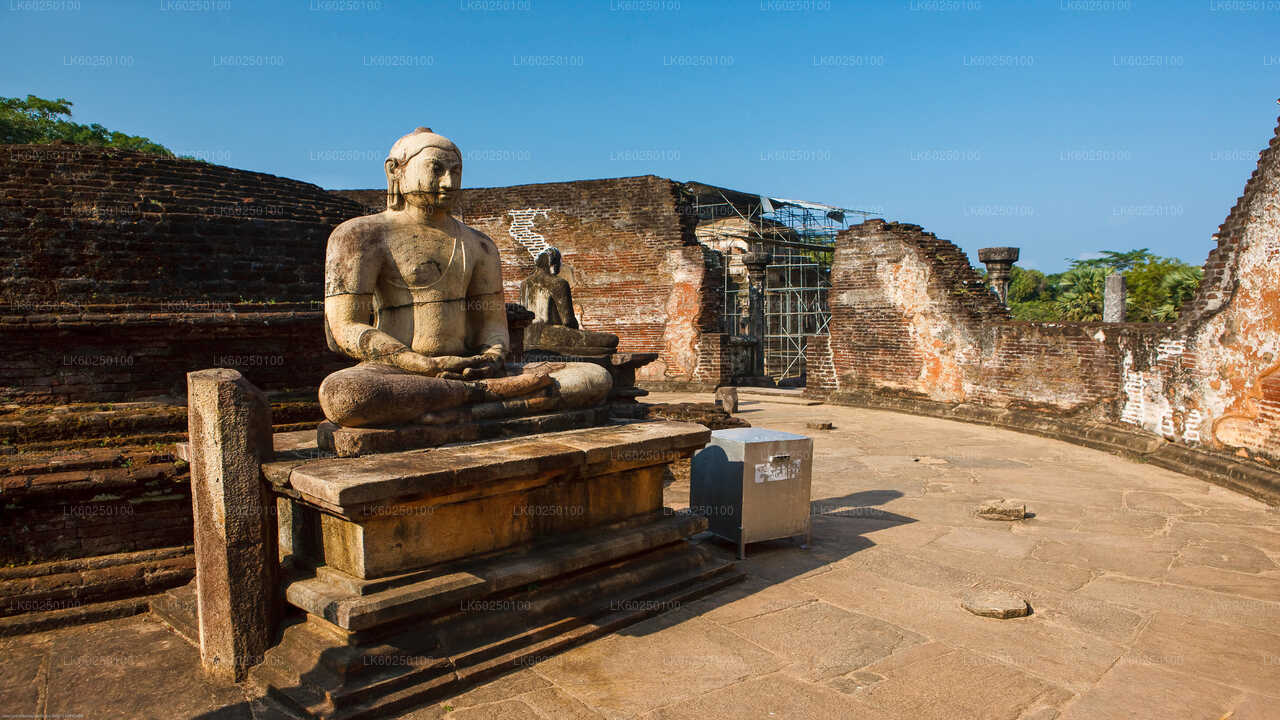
520,246,619,357
318,128,610,427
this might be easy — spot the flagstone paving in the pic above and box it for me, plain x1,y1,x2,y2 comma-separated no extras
2,392,1277,719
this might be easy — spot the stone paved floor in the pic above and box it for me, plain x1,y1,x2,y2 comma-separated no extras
3,392,1279,719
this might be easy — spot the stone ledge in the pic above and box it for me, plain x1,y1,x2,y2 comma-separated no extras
279,420,710,514
808,389,1280,506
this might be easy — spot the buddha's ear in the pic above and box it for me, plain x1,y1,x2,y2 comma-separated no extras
384,158,402,210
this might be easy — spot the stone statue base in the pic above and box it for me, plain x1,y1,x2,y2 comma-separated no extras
250,421,741,719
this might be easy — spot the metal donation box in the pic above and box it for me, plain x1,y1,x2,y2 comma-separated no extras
690,427,813,558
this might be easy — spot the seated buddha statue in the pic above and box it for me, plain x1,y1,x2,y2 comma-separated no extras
318,127,611,428
519,247,620,357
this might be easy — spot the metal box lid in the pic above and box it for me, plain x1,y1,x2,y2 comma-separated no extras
709,427,810,447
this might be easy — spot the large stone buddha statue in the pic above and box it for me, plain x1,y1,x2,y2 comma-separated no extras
318,128,611,428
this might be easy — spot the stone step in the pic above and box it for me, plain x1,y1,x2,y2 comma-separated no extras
266,547,743,720
735,389,822,406
285,511,709,632
148,581,198,646
0,595,150,637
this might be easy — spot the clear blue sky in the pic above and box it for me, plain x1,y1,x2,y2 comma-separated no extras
4,0,1278,272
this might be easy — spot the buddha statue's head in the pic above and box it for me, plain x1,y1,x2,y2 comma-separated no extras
384,127,462,213
535,247,563,275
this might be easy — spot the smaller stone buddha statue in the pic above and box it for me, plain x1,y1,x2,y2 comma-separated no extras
519,247,620,357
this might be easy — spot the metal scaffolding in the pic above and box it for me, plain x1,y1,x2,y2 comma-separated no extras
690,185,878,385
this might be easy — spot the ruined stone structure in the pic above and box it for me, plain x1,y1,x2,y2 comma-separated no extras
0,144,366,405
0,150,743,635
4,113,1278,639
807,113,1280,501
0,145,366,632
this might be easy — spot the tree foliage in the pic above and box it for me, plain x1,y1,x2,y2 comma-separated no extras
994,248,1202,323
0,94,173,156
1054,265,1108,321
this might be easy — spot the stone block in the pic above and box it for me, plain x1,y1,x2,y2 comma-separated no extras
185,368,277,683
715,386,738,414
976,499,1026,521
961,590,1031,619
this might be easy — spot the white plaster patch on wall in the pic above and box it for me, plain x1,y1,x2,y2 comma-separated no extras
1156,338,1186,362
507,209,551,258
1122,351,1202,440
1121,354,1145,426
1182,409,1204,443
1121,352,1175,434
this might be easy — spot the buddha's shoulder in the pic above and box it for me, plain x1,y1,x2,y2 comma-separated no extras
455,220,500,256
327,214,396,259
331,212,394,239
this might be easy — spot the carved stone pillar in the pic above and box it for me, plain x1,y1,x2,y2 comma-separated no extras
742,247,772,378
978,247,1020,306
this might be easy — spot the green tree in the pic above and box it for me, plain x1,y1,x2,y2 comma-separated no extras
1055,265,1108,321
1123,257,1190,321
1008,266,1048,304
0,94,173,156
1154,264,1203,321
1071,248,1156,273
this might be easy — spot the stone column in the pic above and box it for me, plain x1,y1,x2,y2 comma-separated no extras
186,368,277,683
1104,273,1127,323
742,247,772,378
978,247,1020,306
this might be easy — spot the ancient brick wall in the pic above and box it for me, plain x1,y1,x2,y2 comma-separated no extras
818,220,1005,400
455,176,724,385
1,145,366,305
815,114,1280,469
0,304,344,404
1169,115,1280,460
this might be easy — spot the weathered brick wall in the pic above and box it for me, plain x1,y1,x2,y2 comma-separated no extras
1,144,366,305
0,448,192,564
1168,115,1280,460
371,175,726,385
819,220,1006,400
816,114,1280,468
0,304,344,404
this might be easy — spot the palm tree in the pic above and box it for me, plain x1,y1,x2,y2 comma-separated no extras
1055,266,1108,321
1154,265,1203,321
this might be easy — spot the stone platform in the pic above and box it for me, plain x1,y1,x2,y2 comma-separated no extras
250,419,742,719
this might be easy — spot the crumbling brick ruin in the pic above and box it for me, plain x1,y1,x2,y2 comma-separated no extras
807,113,1280,502
0,146,366,630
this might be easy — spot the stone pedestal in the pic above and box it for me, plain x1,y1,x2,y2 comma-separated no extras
251,420,742,719
186,369,278,683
